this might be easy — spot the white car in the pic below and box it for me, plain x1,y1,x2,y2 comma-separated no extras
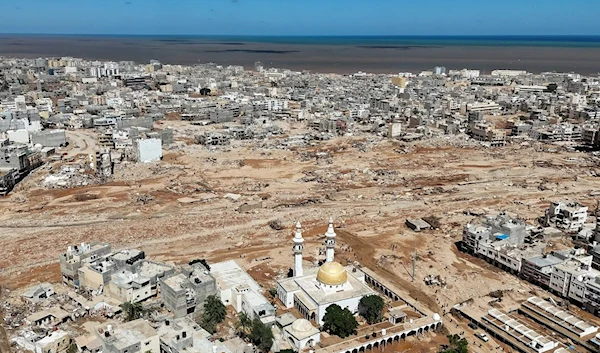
476,333,489,342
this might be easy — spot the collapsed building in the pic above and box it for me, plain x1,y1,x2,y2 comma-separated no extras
544,200,588,232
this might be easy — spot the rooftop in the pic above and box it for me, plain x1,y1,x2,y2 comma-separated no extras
98,319,157,351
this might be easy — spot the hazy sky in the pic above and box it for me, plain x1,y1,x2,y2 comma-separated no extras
0,0,598,36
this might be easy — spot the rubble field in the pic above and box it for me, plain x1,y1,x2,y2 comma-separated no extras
3,131,600,347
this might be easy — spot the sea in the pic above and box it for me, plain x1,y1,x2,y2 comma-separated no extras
0,35,599,74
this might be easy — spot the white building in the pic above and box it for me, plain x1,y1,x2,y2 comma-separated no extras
549,257,597,303
483,309,558,353
545,201,588,232
7,129,30,144
276,220,375,325
449,69,480,79
34,330,71,353
522,297,598,338
96,319,160,353
107,271,153,303
467,102,501,113
210,260,276,325
134,138,162,163
282,318,320,351
491,70,527,77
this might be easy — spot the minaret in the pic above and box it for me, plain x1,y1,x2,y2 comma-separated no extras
324,217,336,263
293,221,304,277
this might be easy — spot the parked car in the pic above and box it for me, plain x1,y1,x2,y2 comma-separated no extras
476,332,489,342
468,322,478,330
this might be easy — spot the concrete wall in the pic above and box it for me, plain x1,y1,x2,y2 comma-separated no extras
159,277,189,318
160,271,217,318
78,267,107,291
7,129,30,144
117,117,153,130
31,130,67,147
135,138,162,163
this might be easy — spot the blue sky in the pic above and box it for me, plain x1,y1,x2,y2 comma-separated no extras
0,0,598,36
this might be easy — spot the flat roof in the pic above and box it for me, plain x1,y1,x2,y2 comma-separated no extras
211,260,273,313
210,260,262,293
276,313,297,328
98,319,157,350
27,306,70,324
484,308,556,348
137,260,172,278
110,271,150,288
526,255,564,268
524,296,598,337
37,330,69,346
111,249,143,262
22,282,53,298
162,273,188,291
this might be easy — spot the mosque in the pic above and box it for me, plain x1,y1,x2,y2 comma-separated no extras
276,219,376,326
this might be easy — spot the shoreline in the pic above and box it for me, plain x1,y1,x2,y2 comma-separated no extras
0,36,599,74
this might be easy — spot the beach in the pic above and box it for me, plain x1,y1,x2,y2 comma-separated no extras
0,35,599,74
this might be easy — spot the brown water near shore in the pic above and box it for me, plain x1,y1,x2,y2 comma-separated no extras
1,36,599,74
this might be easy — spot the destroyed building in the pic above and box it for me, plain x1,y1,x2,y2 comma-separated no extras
544,200,588,232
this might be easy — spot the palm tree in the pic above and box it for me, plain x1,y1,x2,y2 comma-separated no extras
121,301,143,322
235,312,252,338
203,295,226,325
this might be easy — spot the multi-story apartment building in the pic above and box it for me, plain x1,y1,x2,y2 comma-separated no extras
59,243,112,287
545,201,588,232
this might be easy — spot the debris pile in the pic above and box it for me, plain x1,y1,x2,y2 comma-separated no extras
42,165,101,189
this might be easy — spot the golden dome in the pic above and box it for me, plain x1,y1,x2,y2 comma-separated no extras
317,261,347,286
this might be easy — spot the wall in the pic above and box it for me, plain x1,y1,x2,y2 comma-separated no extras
31,130,67,147
78,267,107,291
159,277,188,318
7,129,30,144
136,139,162,163
317,297,361,326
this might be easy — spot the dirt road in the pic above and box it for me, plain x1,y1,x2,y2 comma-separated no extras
64,130,97,157
337,229,441,313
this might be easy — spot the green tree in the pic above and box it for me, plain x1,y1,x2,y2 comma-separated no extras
249,317,274,353
204,295,226,323
200,295,226,334
66,343,78,353
121,301,143,322
235,312,252,338
358,295,385,324
439,334,468,353
322,304,358,338
200,319,217,335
